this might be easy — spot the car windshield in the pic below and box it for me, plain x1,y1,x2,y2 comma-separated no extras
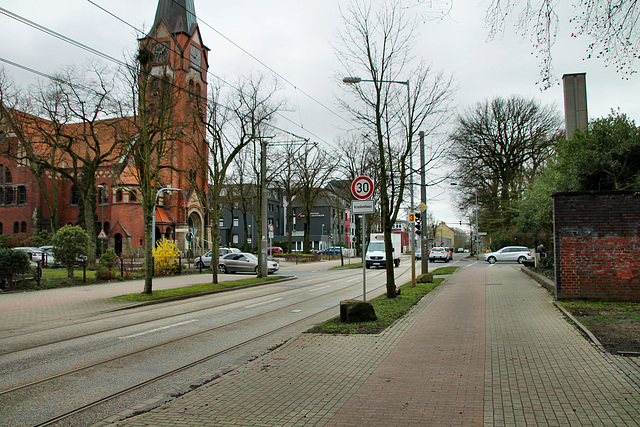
244,253,258,261
367,242,385,251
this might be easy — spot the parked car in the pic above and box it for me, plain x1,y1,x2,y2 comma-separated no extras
218,252,279,274
194,250,213,268
445,247,454,261
195,248,241,268
14,247,44,263
415,248,422,260
483,246,533,264
429,247,450,263
267,247,283,254
219,247,241,256
38,246,59,267
317,247,343,255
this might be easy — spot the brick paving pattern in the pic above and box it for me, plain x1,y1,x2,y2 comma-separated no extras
108,264,640,426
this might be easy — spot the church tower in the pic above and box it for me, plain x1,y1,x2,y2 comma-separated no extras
140,0,210,251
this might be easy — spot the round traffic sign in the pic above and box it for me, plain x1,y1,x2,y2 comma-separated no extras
351,176,374,200
268,224,274,232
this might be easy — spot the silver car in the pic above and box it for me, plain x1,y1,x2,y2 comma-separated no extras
218,252,279,274
484,246,533,264
194,248,241,268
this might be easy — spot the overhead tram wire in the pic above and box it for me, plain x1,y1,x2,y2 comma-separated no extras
164,0,354,127
83,0,340,147
0,8,314,145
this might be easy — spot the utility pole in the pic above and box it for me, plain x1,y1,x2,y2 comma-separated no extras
420,131,428,274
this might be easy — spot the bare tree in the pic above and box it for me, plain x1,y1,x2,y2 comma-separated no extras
295,145,338,253
187,74,285,282
336,0,455,297
484,0,640,88
449,96,563,234
120,47,187,294
1,63,125,265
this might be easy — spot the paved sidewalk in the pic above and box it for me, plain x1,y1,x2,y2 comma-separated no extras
108,265,640,426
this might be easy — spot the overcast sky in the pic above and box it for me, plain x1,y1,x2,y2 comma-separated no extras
1,0,638,227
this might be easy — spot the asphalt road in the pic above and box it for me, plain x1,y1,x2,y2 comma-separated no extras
0,257,423,426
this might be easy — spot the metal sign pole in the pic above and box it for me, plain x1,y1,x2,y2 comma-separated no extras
362,213,366,302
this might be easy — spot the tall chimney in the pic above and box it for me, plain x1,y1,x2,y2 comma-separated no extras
562,73,588,139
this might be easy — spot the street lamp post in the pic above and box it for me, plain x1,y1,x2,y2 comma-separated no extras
152,187,181,249
97,184,105,254
343,76,414,284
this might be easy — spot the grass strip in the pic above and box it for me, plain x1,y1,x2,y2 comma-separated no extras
307,278,444,334
114,276,288,302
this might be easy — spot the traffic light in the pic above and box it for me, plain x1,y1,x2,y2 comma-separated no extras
415,212,422,236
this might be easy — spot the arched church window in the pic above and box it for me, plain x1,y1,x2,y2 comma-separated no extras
20,221,27,233
5,168,12,184
116,189,123,202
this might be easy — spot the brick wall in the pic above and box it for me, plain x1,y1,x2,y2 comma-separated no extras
553,191,640,301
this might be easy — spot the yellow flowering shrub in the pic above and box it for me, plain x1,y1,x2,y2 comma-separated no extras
153,238,180,276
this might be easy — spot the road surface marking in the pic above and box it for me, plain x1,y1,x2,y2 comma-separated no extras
245,297,284,308
119,319,199,339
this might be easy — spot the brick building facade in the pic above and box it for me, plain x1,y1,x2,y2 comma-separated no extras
0,0,209,257
553,191,640,301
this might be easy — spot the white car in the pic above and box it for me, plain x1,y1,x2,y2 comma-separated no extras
484,246,533,264
14,247,44,263
195,248,242,268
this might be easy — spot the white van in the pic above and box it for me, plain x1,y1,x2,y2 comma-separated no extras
365,239,401,269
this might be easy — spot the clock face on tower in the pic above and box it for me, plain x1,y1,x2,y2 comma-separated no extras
190,44,201,70
151,42,170,65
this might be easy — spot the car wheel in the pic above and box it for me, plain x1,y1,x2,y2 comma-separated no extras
255,266,259,274
488,256,496,264
517,256,526,264
196,261,203,269
365,264,370,269
218,264,228,274
394,259,400,267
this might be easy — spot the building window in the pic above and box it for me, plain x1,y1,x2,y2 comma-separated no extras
0,222,3,234
129,191,137,202
20,221,26,233
71,185,80,205
219,217,224,227
4,168,11,184
232,234,239,244
0,164,3,184
116,189,123,202
98,185,108,204
104,222,110,234
233,217,239,227
5,187,14,205
13,221,19,233
0,188,3,205
18,186,26,205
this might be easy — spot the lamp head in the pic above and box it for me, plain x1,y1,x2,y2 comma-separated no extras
342,77,362,84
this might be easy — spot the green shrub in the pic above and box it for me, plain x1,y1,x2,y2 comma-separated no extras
52,225,88,278
0,248,31,288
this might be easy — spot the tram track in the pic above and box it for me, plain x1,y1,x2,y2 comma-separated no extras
1,266,410,426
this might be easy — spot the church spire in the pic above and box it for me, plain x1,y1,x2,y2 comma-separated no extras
152,0,198,35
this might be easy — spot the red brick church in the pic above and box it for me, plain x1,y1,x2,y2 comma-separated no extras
0,0,210,257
